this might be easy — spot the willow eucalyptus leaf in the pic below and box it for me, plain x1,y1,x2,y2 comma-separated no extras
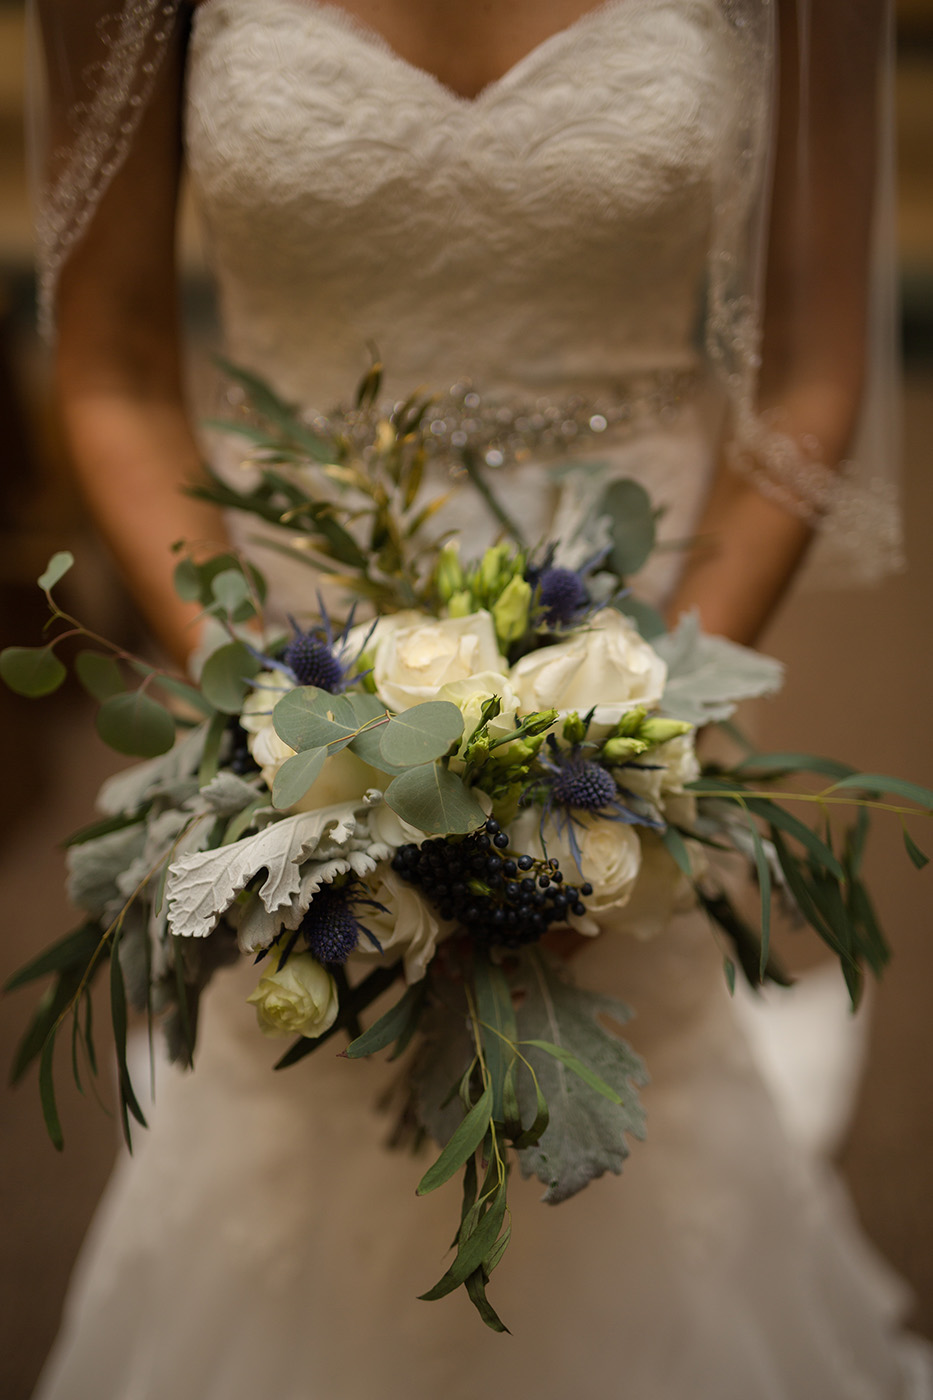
37,550,75,593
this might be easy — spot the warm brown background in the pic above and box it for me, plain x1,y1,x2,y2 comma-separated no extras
0,4,932,1398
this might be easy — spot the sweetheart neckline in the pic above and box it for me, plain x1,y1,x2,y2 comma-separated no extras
192,0,636,106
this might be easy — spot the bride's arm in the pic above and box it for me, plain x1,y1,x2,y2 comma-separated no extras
666,0,887,647
47,8,227,668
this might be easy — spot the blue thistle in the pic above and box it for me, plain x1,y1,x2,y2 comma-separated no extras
282,631,345,691
299,879,385,966
549,755,619,810
535,567,590,626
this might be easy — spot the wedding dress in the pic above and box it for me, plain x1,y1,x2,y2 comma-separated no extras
33,2,931,1396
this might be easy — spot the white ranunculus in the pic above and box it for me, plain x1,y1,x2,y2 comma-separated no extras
510,808,642,936
620,734,700,811
246,952,339,1038
351,866,448,984
240,669,381,810
509,609,667,732
372,611,508,712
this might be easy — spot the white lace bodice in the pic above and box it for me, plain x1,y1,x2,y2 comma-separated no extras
185,0,736,409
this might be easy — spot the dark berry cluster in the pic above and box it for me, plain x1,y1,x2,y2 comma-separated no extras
227,718,260,776
550,755,618,811
391,818,593,949
283,632,345,691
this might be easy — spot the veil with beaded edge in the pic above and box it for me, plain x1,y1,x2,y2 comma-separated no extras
25,0,904,585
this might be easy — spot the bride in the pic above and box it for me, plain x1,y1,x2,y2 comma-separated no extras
28,0,928,1396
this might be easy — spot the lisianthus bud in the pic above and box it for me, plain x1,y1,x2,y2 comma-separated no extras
614,705,648,738
478,543,512,594
639,717,693,746
246,952,339,1039
492,576,532,645
520,708,560,737
602,736,649,764
446,590,473,618
435,541,464,603
562,711,588,745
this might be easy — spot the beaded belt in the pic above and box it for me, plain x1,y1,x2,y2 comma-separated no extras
304,367,701,474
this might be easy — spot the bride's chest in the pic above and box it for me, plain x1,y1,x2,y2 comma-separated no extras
186,0,737,228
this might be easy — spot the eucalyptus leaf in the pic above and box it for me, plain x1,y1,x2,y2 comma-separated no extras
903,827,930,870
660,825,692,878
97,691,176,758
39,1035,64,1151
172,556,201,601
345,981,425,1059
384,763,487,835
829,773,933,811
4,922,102,992
0,645,67,698
599,479,656,575
273,687,358,752
199,642,262,715
419,1183,508,1300
416,1083,493,1195
473,954,517,1121
380,701,463,768
75,651,124,702
465,1268,510,1334
210,568,252,616
38,550,75,593
271,746,327,810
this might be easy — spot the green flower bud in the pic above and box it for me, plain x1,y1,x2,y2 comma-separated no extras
478,544,511,594
435,542,464,603
562,711,588,745
446,589,473,618
613,705,648,738
601,736,649,764
520,708,559,737
639,717,693,746
492,576,532,645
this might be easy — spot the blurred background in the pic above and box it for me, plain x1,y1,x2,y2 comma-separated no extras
0,3,931,1397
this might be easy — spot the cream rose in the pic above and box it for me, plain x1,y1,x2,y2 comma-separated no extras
614,832,700,940
621,734,700,812
246,952,339,1038
372,611,509,712
351,866,447,983
510,809,642,935
509,609,667,732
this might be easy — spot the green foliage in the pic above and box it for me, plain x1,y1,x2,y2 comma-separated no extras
600,478,656,575
384,762,487,835
273,687,358,752
271,746,327,810
75,651,125,702
96,691,176,758
199,642,262,714
379,702,463,767
0,645,67,697
416,1084,493,1195
38,551,75,592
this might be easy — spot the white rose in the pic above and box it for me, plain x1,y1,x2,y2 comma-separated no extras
437,672,520,754
246,952,339,1038
373,611,508,712
621,734,700,811
510,808,642,935
351,866,447,983
509,609,667,732
614,831,700,941
240,669,381,810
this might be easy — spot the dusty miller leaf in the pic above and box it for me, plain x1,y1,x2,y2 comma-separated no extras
96,723,209,815
66,824,148,918
165,802,367,939
654,613,783,725
510,952,647,1203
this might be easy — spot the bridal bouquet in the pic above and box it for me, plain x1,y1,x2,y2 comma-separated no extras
4,363,931,1330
